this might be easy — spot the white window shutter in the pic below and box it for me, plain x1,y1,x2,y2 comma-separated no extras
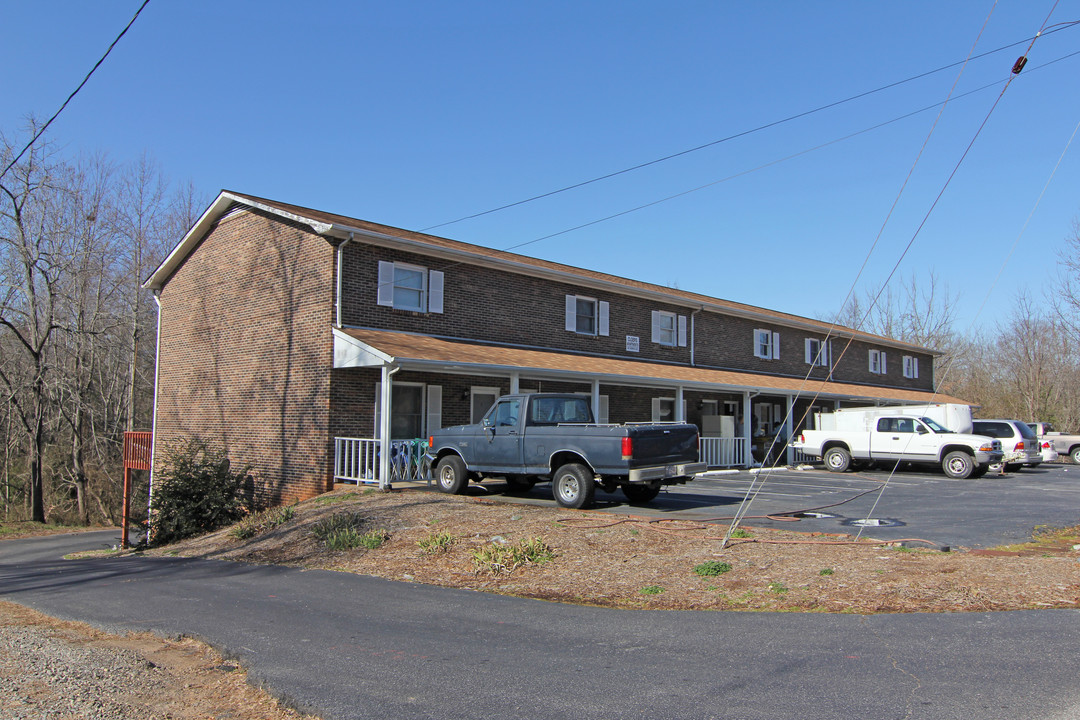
677,315,687,347
598,395,609,424
772,332,780,359
753,329,764,358
805,339,813,364
598,301,609,336
374,383,382,439
651,397,662,422
869,351,875,372
881,352,887,373
913,357,918,378
428,270,444,314
652,311,661,343
377,261,394,306
425,385,442,436
565,295,577,332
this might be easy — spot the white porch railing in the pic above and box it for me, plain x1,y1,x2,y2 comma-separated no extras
334,437,430,484
699,437,748,468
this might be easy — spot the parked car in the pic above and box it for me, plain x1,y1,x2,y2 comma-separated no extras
1038,440,1059,465
971,419,1041,472
794,408,1002,479
425,393,705,508
1027,422,1080,464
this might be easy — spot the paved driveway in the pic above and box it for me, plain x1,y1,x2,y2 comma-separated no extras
3,531,1080,720
450,462,1080,549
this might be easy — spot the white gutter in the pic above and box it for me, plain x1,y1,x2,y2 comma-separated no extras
147,292,163,544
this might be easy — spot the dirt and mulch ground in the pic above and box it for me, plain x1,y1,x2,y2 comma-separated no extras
147,486,1080,614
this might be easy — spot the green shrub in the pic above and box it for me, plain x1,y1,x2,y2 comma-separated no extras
693,560,733,577
149,440,252,546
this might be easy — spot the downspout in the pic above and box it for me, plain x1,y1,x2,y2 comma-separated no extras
336,233,353,328
147,292,163,544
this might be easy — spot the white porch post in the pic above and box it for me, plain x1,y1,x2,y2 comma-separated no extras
591,379,600,422
785,394,795,465
379,365,396,490
742,391,752,468
675,386,685,422
510,372,520,394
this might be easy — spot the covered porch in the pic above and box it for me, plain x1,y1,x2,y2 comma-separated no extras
330,328,966,487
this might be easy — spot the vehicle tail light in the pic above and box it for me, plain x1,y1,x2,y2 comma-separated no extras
1042,441,1052,449
798,433,804,444
621,436,633,459
428,436,434,447
1014,441,1025,451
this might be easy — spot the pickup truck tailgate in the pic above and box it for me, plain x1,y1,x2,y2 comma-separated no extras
627,424,699,465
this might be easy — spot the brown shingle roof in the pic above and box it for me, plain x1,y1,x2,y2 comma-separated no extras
227,191,933,354
337,328,968,405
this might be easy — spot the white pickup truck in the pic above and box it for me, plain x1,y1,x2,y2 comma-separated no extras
794,409,1003,479
1028,422,1080,464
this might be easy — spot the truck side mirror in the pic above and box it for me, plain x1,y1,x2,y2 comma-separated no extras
482,418,493,430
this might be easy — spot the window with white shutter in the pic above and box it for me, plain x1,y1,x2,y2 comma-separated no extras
903,355,919,379
754,329,780,360
376,261,443,314
565,295,609,336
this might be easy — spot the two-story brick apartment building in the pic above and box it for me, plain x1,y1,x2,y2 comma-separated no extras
144,191,965,505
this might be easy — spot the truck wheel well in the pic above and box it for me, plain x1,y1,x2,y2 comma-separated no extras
821,440,850,454
550,451,592,476
939,444,974,460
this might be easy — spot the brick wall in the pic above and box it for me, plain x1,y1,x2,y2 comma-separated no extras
154,208,336,505
339,240,935,391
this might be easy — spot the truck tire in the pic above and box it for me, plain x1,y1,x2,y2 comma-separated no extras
823,447,851,473
969,464,989,478
622,484,661,504
942,451,974,479
552,463,596,509
435,455,469,494
1071,446,1080,464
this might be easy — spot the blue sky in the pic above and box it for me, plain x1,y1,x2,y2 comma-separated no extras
3,1,1079,334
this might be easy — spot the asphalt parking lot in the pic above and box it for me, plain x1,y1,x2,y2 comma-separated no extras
436,462,1080,550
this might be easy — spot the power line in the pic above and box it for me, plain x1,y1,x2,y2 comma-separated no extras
0,0,152,184
421,21,1080,234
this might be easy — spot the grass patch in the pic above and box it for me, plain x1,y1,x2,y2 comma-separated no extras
730,528,753,539
693,560,733,577
0,521,82,538
819,568,834,576
994,524,1080,553
230,504,296,540
311,512,387,551
767,582,788,594
471,537,555,575
311,493,356,507
417,531,458,555
640,585,665,595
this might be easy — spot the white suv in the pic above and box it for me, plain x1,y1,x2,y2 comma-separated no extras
971,420,1041,472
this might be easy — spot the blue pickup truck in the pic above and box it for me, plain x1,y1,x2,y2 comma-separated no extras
425,393,705,509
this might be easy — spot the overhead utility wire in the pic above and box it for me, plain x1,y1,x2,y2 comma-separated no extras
720,1,1002,548
420,22,1079,233
0,0,152,184
846,2,1066,542
368,46,1080,311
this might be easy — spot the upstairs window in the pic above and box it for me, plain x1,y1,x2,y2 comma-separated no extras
903,355,919,379
805,338,830,367
754,329,780,360
565,295,609,336
651,310,687,347
377,261,444,313
869,349,887,374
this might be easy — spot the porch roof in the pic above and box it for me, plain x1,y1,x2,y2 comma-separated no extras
333,328,970,405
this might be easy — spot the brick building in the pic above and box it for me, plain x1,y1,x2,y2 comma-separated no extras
144,191,964,505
